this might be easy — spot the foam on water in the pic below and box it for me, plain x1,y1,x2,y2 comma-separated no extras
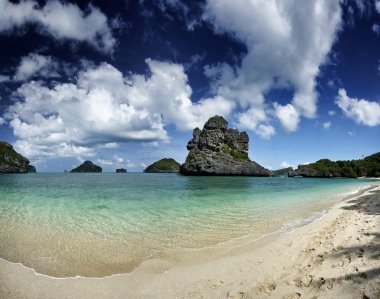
0,173,375,277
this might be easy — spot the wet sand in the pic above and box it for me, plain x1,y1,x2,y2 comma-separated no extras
1,184,379,299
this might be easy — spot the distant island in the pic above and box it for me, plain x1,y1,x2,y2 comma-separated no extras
144,158,180,173
116,168,127,173
289,152,380,178
0,141,36,173
179,116,271,176
71,161,102,173
273,167,293,176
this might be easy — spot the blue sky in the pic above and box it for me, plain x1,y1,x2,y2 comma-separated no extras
0,0,380,172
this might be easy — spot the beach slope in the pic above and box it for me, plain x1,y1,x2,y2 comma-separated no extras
0,185,379,299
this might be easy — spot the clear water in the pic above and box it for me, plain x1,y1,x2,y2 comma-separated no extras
0,173,375,277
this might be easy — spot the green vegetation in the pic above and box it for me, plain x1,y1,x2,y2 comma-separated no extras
144,158,181,173
297,152,380,178
221,145,248,161
0,142,29,167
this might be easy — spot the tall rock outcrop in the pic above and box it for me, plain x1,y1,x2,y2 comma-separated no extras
180,116,272,176
71,161,102,173
0,141,36,173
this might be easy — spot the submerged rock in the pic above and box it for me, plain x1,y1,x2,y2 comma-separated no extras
116,168,127,173
71,161,102,173
0,141,36,173
180,116,272,176
144,158,180,173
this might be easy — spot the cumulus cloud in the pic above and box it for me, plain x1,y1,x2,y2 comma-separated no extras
4,59,235,159
274,103,300,132
0,0,115,53
236,107,275,139
203,0,342,137
376,0,380,14
125,58,235,131
336,88,380,126
13,53,59,81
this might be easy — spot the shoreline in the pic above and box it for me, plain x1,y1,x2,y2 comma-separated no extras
0,182,374,280
1,183,379,298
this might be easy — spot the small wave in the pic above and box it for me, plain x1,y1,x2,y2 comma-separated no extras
0,256,130,280
280,210,327,235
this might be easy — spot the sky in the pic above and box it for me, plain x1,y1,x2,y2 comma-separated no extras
0,0,380,172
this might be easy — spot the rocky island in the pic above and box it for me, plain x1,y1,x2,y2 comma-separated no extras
144,158,180,173
0,141,36,173
70,161,102,173
116,168,127,173
288,152,380,178
180,116,271,176
273,167,293,176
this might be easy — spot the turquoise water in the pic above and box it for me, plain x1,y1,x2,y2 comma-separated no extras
0,173,376,277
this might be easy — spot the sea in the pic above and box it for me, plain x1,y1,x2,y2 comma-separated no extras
0,173,376,277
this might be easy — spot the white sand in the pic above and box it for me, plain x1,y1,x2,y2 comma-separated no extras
1,184,379,299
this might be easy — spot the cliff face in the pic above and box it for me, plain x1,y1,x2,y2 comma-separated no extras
180,116,271,176
144,158,180,173
71,161,102,173
0,142,36,173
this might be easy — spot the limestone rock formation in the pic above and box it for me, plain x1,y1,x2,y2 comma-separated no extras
179,116,272,176
71,161,102,173
27,165,37,173
0,141,36,173
144,158,181,173
116,168,127,173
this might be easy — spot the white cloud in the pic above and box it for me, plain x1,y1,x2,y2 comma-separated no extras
322,121,331,129
13,53,59,81
280,161,291,168
274,103,300,132
236,107,275,139
328,110,336,116
336,88,380,126
96,158,114,166
4,59,235,159
256,124,276,140
376,1,380,14
96,155,132,168
100,143,119,149
0,74,10,82
0,0,115,53
0,117,5,125
125,58,235,131
347,131,355,136
372,23,380,35
203,0,342,137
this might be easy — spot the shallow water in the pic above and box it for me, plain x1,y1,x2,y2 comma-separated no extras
0,173,375,277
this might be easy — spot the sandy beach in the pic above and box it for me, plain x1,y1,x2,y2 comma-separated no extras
0,184,379,299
